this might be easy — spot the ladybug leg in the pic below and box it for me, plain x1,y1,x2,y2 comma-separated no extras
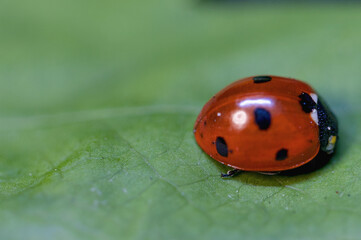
221,169,242,178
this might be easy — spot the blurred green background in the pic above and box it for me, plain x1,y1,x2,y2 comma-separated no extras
1,0,361,239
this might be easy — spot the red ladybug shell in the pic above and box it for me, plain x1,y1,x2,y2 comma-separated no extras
193,75,322,172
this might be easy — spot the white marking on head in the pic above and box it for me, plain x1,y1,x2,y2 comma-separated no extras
310,93,318,104
311,109,319,125
326,144,334,153
217,112,221,117
326,135,337,154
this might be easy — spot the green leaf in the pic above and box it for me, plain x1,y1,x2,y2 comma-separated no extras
0,1,360,239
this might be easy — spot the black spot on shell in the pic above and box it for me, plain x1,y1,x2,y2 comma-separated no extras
254,108,271,130
204,121,207,126
200,133,203,138
299,92,316,113
216,137,228,157
253,76,272,83
276,149,288,161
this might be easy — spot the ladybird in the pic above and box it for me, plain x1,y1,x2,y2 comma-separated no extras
193,75,338,177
